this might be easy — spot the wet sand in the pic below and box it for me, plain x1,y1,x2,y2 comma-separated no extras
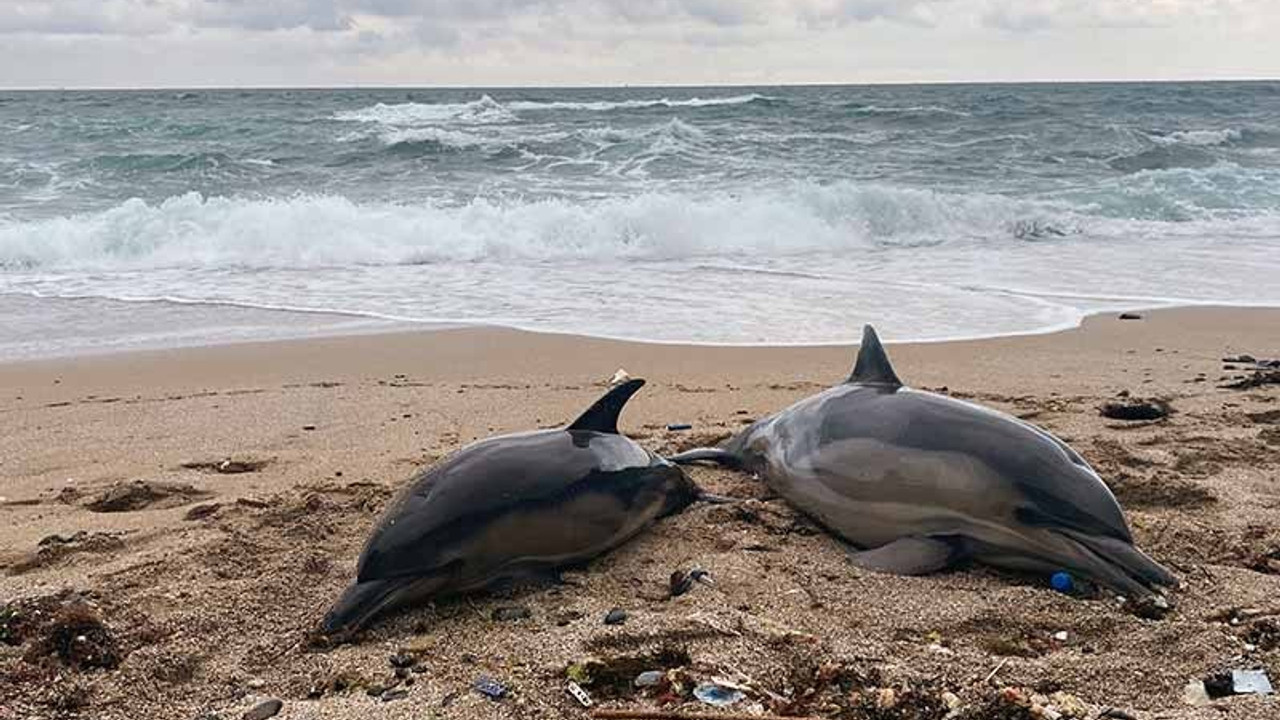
1,307,1279,719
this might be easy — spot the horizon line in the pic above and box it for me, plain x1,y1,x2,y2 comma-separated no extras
2,76,1278,92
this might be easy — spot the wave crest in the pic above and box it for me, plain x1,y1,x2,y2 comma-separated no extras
0,185,1082,271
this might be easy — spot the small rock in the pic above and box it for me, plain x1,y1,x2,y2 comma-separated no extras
491,605,531,622
241,699,283,720
603,608,628,625
381,688,409,702
875,688,897,709
184,503,221,520
1099,709,1137,720
609,369,632,386
694,682,744,707
1182,680,1211,706
669,568,712,597
1052,631,1069,642
1100,399,1170,422
634,670,664,687
388,652,416,669
246,678,266,690
1128,594,1173,620
475,676,507,700
1118,312,1143,320
1223,354,1256,364
941,691,961,710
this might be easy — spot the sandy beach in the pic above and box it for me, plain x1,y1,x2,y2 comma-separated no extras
2,306,1279,720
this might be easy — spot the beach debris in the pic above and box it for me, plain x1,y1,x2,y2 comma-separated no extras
302,424,317,431
1051,630,1069,643
21,599,122,670
1099,398,1170,421
1201,669,1274,698
84,480,212,513
242,699,283,720
180,458,270,474
1118,312,1143,320
381,688,410,702
1221,369,1280,390
1224,354,1257,364
475,675,508,700
1050,571,1074,594
604,608,628,625
567,680,594,707
491,605,532,622
389,652,416,669
609,369,633,386
669,568,712,597
666,423,693,432
634,670,664,688
693,681,744,707
1126,594,1173,620
184,503,221,520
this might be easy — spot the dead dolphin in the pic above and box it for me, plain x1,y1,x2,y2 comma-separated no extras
320,378,699,638
672,326,1175,599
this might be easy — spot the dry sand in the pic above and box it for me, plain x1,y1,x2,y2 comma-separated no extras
1,307,1278,720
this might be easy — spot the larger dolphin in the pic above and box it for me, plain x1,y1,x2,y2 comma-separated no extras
673,326,1175,598
320,379,699,638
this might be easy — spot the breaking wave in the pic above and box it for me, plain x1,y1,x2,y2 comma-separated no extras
0,184,1108,271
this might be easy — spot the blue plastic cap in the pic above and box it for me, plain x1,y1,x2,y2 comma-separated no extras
1050,571,1074,593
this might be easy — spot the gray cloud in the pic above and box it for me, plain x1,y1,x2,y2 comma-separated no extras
0,1,1276,86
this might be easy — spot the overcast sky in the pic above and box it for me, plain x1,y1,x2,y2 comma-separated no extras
1,1,1277,88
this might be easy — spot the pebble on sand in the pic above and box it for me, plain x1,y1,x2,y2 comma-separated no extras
241,699,283,720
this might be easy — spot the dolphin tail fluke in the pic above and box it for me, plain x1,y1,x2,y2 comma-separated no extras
318,578,408,640
668,447,739,467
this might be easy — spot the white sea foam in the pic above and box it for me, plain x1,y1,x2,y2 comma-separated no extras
333,95,517,126
1148,128,1243,147
0,185,1052,271
504,93,771,111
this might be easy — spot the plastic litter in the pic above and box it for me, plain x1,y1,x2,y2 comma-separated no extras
1230,669,1273,695
693,682,744,707
566,680,593,707
1050,572,1073,594
474,676,507,700
666,423,693,431
634,670,664,687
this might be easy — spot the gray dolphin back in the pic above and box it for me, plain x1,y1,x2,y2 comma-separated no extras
671,324,1175,599
320,378,698,638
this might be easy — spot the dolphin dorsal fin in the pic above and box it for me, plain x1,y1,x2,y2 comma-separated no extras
848,325,903,387
568,378,646,433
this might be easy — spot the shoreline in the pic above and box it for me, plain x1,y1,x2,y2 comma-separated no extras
2,304,1279,719
3,288,1279,366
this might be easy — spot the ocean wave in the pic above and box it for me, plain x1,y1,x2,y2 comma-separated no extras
504,93,772,112
1147,128,1243,147
339,117,709,159
0,185,1095,272
848,104,972,118
333,95,516,126
1107,145,1218,173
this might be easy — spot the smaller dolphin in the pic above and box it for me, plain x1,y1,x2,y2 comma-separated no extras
321,379,699,638
672,326,1175,599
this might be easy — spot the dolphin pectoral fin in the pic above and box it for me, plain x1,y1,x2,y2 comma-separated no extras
668,447,739,467
847,325,903,388
844,536,956,575
568,378,646,434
